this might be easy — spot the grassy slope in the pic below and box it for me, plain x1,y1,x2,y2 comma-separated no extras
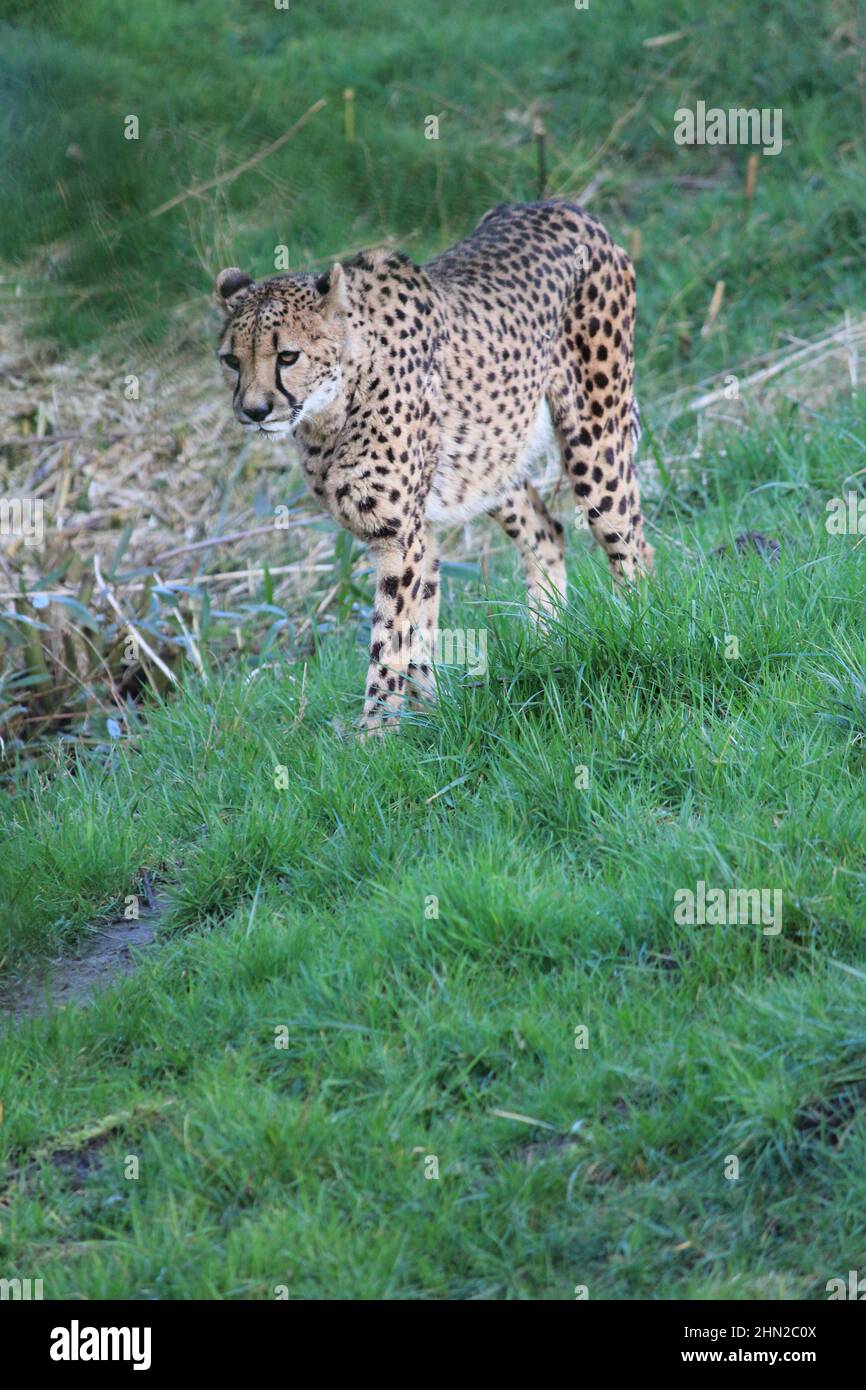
3,397,866,1297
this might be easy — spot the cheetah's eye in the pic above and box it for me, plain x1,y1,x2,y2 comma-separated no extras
277,350,300,368
221,353,240,371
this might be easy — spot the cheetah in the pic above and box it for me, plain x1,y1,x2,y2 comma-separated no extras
215,200,653,734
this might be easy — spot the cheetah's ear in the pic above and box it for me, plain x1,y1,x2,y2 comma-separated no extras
215,267,254,313
314,262,349,319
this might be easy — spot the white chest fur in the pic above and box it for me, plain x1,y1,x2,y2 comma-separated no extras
425,398,557,523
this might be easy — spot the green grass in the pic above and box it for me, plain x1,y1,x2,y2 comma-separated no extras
2,395,866,1298
1,0,864,392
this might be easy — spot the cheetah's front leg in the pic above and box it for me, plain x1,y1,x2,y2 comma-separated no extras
406,537,440,709
490,480,567,624
360,529,430,736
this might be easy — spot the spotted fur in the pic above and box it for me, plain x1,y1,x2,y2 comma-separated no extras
215,200,653,734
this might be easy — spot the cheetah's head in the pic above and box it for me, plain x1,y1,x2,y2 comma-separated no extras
214,265,351,437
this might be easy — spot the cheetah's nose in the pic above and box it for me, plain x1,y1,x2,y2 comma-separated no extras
242,403,272,423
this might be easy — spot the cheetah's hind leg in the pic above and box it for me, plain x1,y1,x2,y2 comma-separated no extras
549,241,653,583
